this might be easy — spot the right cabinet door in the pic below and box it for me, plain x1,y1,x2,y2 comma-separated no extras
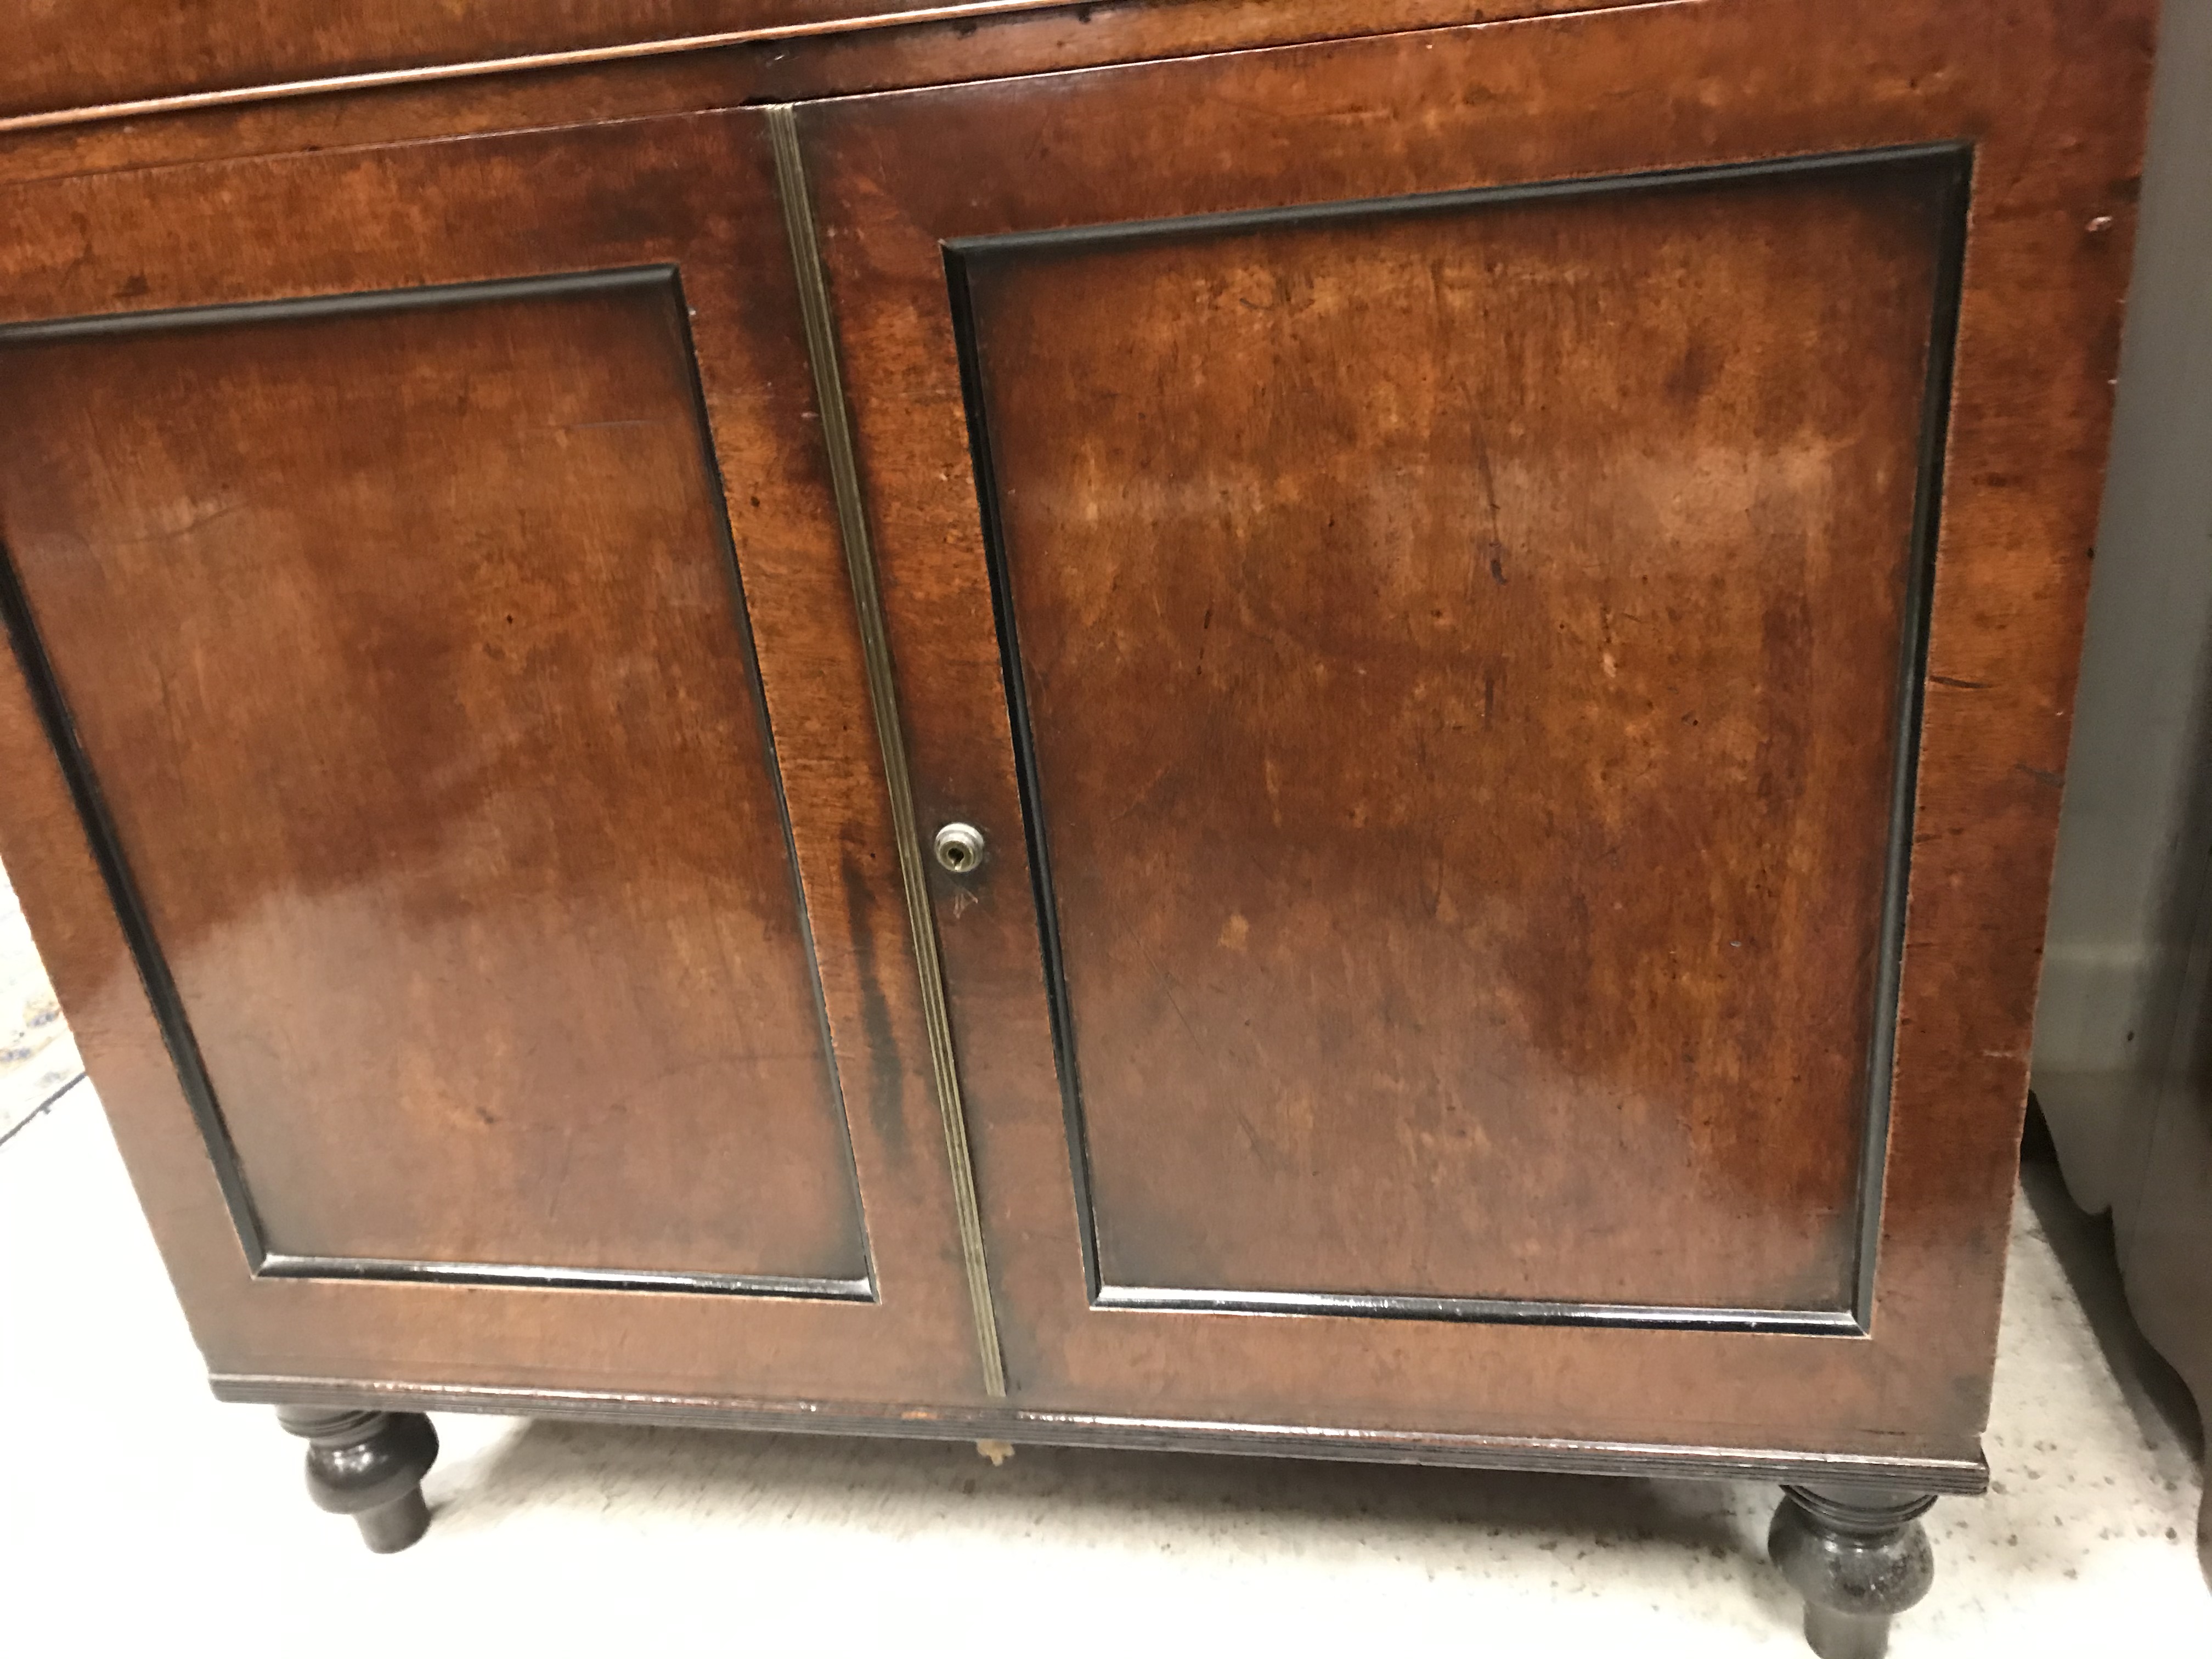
794,0,2147,1459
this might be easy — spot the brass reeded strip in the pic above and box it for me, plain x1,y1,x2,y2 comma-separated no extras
767,103,1007,1397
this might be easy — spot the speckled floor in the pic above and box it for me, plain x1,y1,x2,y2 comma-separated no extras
0,877,81,1145
1,910,2204,1655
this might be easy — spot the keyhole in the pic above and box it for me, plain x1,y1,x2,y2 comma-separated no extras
934,822,986,875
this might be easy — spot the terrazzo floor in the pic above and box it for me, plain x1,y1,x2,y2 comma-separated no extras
1,904,2205,1656
0,877,81,1146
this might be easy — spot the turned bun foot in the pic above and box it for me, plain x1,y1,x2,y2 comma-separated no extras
277,1406,439,1553
1769,1484,1936,1659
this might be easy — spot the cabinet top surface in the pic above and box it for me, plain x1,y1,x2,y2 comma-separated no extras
3,0,1575,127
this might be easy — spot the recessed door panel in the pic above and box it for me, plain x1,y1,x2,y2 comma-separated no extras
951,155,1952,1321
2,270,866,1289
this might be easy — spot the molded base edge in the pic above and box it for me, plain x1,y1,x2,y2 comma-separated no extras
210,1373,1988,1493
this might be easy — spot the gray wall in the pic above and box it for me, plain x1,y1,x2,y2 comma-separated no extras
2034,0,2212,1083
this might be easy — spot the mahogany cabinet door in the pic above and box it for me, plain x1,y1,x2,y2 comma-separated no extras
793,0,2151,1459
0,111,997,1406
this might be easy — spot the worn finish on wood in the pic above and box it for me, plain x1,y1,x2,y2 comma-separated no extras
0,111,992,1402
768,100,1007,1389
1,271,868,1289
798,0,2153,1447
0,0,1619,191
0,6,2159,1625
950,153,1954,1323
1769,1485,1938,1659
0,1,1616,131
0,0,1050,122
277,1405,439,1553
219,1371,1991,1492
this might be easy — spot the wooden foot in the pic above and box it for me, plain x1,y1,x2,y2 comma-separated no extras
277,1406,439,1553
1769,1484,1936,1659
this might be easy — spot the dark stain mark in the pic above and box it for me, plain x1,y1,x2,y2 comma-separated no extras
115,274,149,300
842,845,906,1159
1929,674,1993,690
1478,537,1508,586
1664,337,1720,403
2013,763,2064,789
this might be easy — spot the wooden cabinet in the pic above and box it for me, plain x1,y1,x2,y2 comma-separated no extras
0,1,2157,1649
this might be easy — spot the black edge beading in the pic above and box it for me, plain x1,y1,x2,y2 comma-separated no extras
1850,145,1975,1333
945,141,1974,1336
0,263,874,1304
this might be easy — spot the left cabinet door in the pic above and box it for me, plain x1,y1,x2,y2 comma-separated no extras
0,111,995,1407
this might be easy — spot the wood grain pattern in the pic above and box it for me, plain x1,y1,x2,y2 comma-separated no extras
0,273,867,1284
0,0,2159,1480
0,0,1033,122
212,1368,1994,1491
955,155,1954,1317
0,110,994,1401
0,0,1612,129
799,0,2153,1450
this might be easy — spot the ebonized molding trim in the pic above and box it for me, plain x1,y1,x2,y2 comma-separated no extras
945,142,1972,1338
1093,1285,1863,1336
209,1370,1992,1494
0,264,877,1305
257,1255,876,1300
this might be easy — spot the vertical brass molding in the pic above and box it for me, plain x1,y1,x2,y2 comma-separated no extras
766,104,1007,1397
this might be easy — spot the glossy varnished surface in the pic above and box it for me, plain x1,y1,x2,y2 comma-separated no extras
955,157,1953,1316
0,111,992,1400
0,274,865,1283
0,0,2159,1469
0,0,1047,121
800,0,2153,1449
0,0,1609,128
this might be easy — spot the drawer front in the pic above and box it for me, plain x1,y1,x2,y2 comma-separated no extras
0,110,992,1403
794,0,2149,1453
